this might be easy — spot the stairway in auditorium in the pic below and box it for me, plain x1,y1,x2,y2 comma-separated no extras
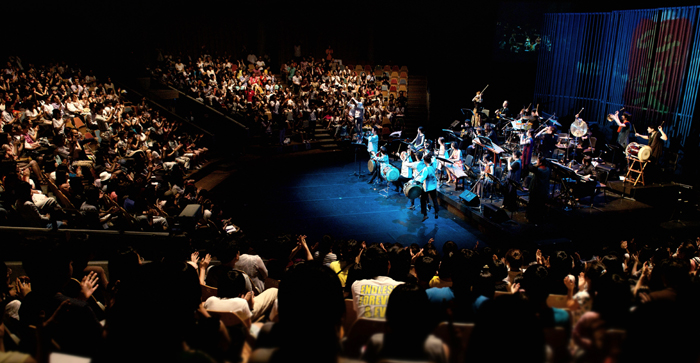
315,122,338,150
405,75,429,138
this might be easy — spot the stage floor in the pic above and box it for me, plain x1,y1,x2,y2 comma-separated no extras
219,151,489,251
216,150,693,252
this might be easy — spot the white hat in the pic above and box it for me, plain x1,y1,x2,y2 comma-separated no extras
99,172,112,182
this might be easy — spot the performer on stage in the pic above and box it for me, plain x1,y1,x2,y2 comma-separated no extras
484,123,497,142
495,100,509,119
576,156,596,180
445,141,465,184
503,150,523,210
635,122,668,182
459,120,473,150
609,111,632,149
472,91,483,109
366,126,379,155
398,150,420,208
349,97,365,143
471,91,484,127
536,126,557,159
635,123,667,165
526,155,550,224
436,137,449,185
474,154,495,199
367,146,389,184
507,150,522,182
414,154,439,222
411,126,425,150
520,129,535,179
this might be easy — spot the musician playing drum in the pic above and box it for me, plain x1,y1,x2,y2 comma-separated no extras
367,146,389,184
635,123,667,165
635,122,668,182
414,154,439,222
398,150,420,209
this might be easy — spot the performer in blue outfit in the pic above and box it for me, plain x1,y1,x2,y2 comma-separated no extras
368,146,389,184
366,126,379,155
414,154,439,222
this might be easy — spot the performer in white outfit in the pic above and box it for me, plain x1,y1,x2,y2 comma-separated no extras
445,142,467,183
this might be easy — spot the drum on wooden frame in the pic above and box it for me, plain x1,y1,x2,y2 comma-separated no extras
625,142,651,162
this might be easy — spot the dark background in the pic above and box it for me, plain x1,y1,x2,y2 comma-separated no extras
5,0,699,130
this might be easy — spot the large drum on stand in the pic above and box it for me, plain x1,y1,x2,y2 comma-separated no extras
381,164,400,182
403,180,424,199
368,159,377,173
625,142,652,162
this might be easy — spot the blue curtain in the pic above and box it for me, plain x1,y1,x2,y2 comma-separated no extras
535,6,700,146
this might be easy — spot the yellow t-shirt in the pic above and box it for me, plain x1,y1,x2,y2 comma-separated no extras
330,261,350,287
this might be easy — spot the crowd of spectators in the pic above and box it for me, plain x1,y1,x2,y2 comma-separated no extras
152,51,408,145
3,231,699,363
0,56,220,232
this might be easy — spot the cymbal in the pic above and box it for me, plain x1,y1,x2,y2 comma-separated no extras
570,119,588,137
442,129,456,133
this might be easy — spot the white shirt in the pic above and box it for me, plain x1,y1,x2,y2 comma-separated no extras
351,276,404,320
203,296,252,322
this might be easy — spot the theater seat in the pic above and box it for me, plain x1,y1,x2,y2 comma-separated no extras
342,299,357,337
201,284,218,302
342,317,387,358
432,322,474,363
546,294,568,309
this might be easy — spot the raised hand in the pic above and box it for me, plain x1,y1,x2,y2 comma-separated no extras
199,253,211,270
79,271,99,301
15,277,31,298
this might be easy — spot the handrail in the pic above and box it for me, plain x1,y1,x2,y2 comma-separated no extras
167,85,249,131
115,81,214,137
0,225,170,237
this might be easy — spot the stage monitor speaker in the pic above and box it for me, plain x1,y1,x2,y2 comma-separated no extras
482,203,510,223
459,190,480,207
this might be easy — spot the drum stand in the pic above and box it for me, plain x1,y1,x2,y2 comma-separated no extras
625,157,647,186
379,179,392,198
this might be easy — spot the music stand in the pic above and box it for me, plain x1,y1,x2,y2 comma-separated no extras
350,142,366,178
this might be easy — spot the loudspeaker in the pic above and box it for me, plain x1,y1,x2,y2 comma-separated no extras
482,203,510,223
459,190,480,207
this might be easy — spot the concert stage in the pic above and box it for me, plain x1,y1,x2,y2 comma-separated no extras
214,150,695,252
